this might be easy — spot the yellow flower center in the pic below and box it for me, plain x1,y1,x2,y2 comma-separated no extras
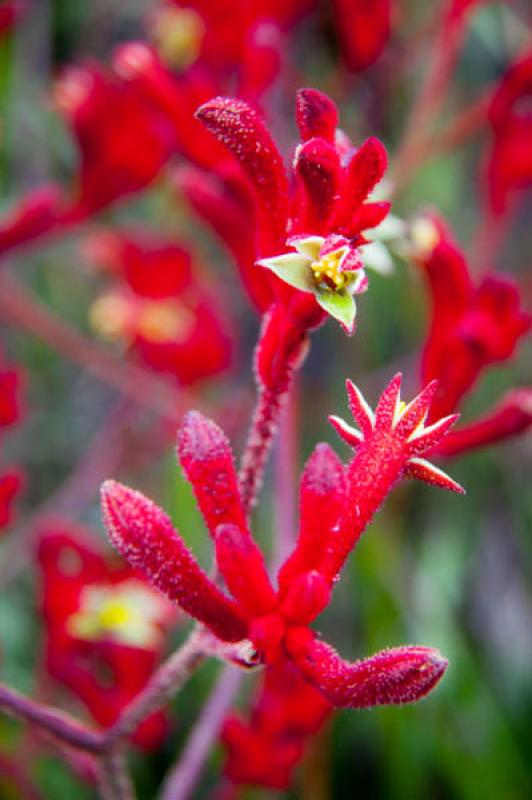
150,7,205,70
136,300,194,344
68,582,166,647
311,250,348,290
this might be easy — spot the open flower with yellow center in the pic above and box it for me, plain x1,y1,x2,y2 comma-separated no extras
68,579,169,649
89,292,195,345
258,234,368,333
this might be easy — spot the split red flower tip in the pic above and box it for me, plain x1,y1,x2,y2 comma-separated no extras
296,88,339,143
330,373,464,495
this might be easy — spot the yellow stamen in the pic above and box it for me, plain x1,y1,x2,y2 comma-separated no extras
311,251,347,291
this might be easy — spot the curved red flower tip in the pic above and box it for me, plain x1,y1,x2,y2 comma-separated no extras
331,373,464,494
287,633,448,708
294,138,341,232
333,137,388,229
278,443,347,591
434,386,532,457
214,524,276,618
100,480,248,642
176,411,247,537
195,96,289,252
295,88,339,143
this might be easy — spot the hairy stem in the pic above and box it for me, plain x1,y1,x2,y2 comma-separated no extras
0,683,102,753
98,750,135,800
239,383,289,513
103,628,208,747
273,382,298,571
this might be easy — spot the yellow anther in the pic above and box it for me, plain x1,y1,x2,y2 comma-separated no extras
98,601,131,630
310,250,347,291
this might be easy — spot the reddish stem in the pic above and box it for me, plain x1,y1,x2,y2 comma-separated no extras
158,665,243,800
0,683,102,753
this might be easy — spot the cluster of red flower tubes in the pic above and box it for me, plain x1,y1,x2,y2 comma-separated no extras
0,0,530,796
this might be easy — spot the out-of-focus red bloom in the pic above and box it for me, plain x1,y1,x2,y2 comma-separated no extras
222,659,331,789
150,0,309,76
410,214,530,434
0,185,64,258
37,522,175,750
0,470,22,529
0,1,24,36
85,230,232,385
101,376,460,731
485,53,532,217
332,0,391,72
0,351,24,532
54,61,176,218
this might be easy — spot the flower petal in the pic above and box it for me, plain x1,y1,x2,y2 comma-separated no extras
258,253,315,293
315,288,357,333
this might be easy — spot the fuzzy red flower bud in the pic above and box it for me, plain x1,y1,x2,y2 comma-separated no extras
214,524,276,618
295,88,339,143
101,480,248,642
278,443,347,591
278,571,330,625
177,411,248,537
294,138,342,233
288,635,448,708
196,97,289,254
333,137,388,229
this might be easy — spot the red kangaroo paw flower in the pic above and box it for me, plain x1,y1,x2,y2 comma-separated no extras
288,634,448,708
101,480,248,642
214,524,276,618
278,443,347,591
323,374,463,582
196,97,289,254
177,411,248,537
334,137,388,229
295,88,339,143
412,213,531,420
0,470,23,529
294,138,342,233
